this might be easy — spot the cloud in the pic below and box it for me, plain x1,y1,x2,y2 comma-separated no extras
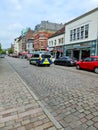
0,0,98,49
0,22,23,48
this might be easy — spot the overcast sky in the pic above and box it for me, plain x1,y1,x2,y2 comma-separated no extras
0,0,98,49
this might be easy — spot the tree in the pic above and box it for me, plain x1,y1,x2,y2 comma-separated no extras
8,48,13,54
0,43,2,54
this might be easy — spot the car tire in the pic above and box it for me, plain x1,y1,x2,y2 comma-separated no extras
76,64,80,70
36,62,39,66
94,67,98,74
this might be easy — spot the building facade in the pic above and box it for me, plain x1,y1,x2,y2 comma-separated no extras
22,28,34,52
26,38,34,53
48,27,65,58
34,31,54,51
34,21,63,32
64,7,98,60
34,21,64,51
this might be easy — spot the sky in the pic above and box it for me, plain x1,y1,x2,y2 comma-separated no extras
0,0,98,49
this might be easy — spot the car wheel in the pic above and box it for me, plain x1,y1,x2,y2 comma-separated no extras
36,62,39,66
76,64,80,69
94,67,98,74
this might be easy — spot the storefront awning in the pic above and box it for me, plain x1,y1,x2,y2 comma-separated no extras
66,45,90,50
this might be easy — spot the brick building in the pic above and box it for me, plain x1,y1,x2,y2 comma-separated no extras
21,28,34,52
34,21,63,51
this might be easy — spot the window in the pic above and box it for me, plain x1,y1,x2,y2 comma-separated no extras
85,24,89,38
40,42,44,46
77,28,80,40
40,34,44,37
54,40,56,45
42,54,51,58
84,57,91,62
70,30,72,41
58,38,64,44
93,58,98,61
33,54,39,58
70,24,89,41
81,26,84,39
73,29,76,40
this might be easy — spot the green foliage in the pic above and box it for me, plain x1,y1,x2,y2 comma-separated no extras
8,48,13,54
0,43,2,54
1,50,6,54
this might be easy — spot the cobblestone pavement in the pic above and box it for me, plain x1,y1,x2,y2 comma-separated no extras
2,57,98,130
0,58,64,130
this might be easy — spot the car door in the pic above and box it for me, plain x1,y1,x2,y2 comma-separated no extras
58,57,63,65
81,57,92,70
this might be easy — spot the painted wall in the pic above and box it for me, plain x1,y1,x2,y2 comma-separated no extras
65,10,98,45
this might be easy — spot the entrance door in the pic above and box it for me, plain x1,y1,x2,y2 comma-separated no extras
73,50,79,60
82,49,90,59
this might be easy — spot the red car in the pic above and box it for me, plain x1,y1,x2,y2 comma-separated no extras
76,56,98,74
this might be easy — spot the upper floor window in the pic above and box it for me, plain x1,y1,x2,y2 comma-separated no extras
40,34,45,38
58,38,64,44
54,40,56,45
85,24,89,38
70,24,89,41
40,42,44,46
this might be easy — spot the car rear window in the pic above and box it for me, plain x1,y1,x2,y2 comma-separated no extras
42,54,51,58
32,54,39,58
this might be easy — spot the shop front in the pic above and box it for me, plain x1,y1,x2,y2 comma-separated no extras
49,46,64,59
64,41,97,60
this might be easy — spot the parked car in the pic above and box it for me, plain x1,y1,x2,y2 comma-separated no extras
76,56,98,74
54,56,77,66
29,51,52,66
0,54,5,58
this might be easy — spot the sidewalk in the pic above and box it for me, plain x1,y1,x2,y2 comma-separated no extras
0,59,63,130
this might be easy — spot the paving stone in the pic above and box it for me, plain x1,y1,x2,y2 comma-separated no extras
87,126,97,130
48,127,57,130
0,123,5,128
86,114,94,120
1,56,98,130
94,122,98,128
86,120,94,126
92,116,98,122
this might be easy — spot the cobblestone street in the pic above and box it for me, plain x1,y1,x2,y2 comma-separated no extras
0,57,98,130
0,58,61,130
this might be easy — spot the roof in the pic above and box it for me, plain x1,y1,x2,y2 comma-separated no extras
49,26,65,38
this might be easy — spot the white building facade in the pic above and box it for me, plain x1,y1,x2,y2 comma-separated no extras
64,7,98,60
14,38,20,55
48,27,65,58
14,37,22,55
26,38,34,53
